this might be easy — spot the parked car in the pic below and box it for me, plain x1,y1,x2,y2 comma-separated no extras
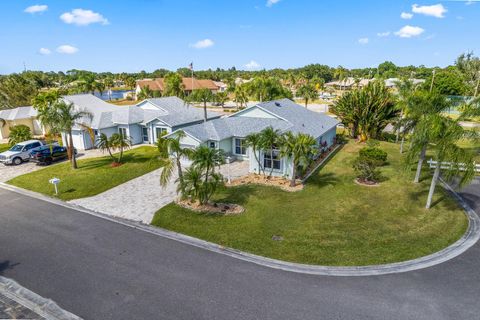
29,144,72,165
0,140,45,165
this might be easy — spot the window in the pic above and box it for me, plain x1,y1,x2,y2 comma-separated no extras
235,138,246,155
263,149,281,170
209,141,216,149
25,142,40,151
119,127,127,138
155,127,167,140
142,127,149,142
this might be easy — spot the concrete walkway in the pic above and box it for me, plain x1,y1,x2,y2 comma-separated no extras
69,161,249,223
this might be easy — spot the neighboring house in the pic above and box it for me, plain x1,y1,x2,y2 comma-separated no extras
325,77,426,90
61,94,221,150
213,81,228,93
0,106,44,140
135,78,220,97
168,99,339,178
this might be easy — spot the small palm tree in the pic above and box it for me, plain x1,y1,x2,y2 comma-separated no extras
280,132,317,186
260,126,282,177
296,84,318,108
110,132,131,163
234,85,249,110
191,145,224,183
245,132,263,174
214,92,229,108
8,125,32,146
137,86,156,101
96,133,115,161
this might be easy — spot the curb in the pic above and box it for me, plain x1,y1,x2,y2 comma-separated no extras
0,276,82,320
1,181,479,277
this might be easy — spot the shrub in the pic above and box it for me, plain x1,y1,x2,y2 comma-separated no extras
353,157,382,184
8,125,33,146
359,146,387,166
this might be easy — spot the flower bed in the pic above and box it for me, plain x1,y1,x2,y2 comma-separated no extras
227,174,304,192
177,200,245,215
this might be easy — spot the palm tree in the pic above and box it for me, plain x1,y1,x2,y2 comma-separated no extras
180,166,223,205
191,145,224,183
96,133,115,161
296,84,318,108
420,116,478,209
234,85,249,109
260,126,281,177
157,131,193,193
280,132,317,186
55,101,93,169
190,88,214,122
393,78,416,149
214,92,229,108
245,132,263,174
110,132,131,163
404,91,450,183
137,86,155,101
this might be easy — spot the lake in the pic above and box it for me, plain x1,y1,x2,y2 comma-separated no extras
94,90,133,101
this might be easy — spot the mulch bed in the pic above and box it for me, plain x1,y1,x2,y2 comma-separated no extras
177,200,245,215
227,174,304,192
354,178,380,187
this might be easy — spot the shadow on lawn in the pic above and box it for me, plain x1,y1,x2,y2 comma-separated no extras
307,172,340,188
0,260,20,275
216,184,258,205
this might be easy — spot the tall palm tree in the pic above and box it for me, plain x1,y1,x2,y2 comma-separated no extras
190,88,214,122
419,115,478,208
280,132,317,187
104,77,114,101
245,132,263,174
56,101,93,169
296,84,318,108
260,126,281,177
404,91,450,183
157,131,193,193
234,85,249,109
393,78,417,150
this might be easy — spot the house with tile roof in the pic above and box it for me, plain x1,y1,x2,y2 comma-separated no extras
0,106,44,140
135,78,221,97
168,99,339,178
61,94,222,150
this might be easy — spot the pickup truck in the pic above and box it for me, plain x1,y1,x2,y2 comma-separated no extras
0,140,45,165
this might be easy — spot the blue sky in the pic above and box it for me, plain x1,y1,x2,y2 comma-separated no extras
0,0,479,73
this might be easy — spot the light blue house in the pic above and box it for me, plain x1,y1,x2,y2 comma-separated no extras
169,99,339,178
61,94,221,150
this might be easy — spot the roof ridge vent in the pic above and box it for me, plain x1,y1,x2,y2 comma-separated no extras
274,102,281,107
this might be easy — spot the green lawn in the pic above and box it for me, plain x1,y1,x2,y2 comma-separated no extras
8,146,161,201
151,141,468,266
0,143,9,153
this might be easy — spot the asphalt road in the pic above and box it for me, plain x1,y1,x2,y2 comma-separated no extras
0,179,479,320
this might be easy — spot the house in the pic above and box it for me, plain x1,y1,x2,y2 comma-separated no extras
168,99,339,178
135,78,220,97
324,78,373,90
61,94,222,150
0,106,44,140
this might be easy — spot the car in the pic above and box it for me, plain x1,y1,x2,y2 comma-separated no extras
0,140,45,165
29,144,71,165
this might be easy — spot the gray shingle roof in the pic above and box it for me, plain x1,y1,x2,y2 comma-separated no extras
181,99,339,142
256,99,340,138
0,106,37,121
142,97,222,126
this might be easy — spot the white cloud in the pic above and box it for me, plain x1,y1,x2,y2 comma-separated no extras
245,60,260,70
395,25,425,38
190,39,214,49
358,38,369,45
56,45,79,54
38,48,51,55
24,4,48,14
60,9,109,26
266,0,280,7
400,12,413,19
412,4,447,18
377,31,391,37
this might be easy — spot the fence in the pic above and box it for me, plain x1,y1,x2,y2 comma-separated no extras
427,159,480,173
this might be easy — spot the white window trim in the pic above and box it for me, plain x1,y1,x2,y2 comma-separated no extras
234,138,247,156
262,149,282,172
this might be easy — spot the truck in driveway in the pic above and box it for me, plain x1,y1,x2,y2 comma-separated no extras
0,140,45,165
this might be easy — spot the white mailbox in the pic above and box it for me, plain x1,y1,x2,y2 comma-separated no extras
49,177,61,195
